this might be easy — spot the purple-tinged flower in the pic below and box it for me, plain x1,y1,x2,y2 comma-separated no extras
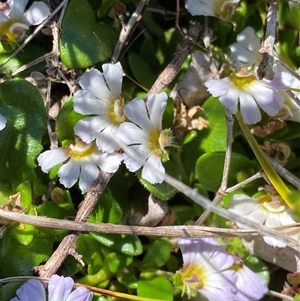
205,66,293,124
231,258,268,301
117,92,173,184
228,193,298,248
73,62,125,153
10,275,92,301
185,0,240,21
0,0,50,43
0,113,7,130
177,237,236,300
37,139,122,193
229,27,261,67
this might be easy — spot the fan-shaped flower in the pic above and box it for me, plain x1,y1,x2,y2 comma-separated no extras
231,258,268,301
0,0,50,43
185,0,240,21
73,62,125,153
117,92,173,184
37,139,122,193
229,27,261,67
228,193,299,247
10,274,92,301
0,113,7,130
177,237,236,300
205,66,293,124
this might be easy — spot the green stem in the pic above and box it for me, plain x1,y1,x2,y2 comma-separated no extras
235,111,292,208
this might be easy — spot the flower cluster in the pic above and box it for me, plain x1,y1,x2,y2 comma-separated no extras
0,0,50,44
228,192,299,248
177,237,268,301
38,62,172,192
11,274,92,301
204,27,295,124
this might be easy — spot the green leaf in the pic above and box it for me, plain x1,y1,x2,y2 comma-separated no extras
195,152,258,192
96,0,118,19
103,252,132,273
142,239,171,268
55,97,83,146
76,234,104,265
138,161,180,200
88,191,123,224
128,52,156,90
0,228,52,277
0,79,46,185
60,0,117,68
116,267,138,289
198,97,227,153
244,255,270,284
90,233,143,256
137,276,173,301
0,282,22,301
35,201,71,236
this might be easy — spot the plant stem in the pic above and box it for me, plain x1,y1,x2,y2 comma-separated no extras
235,110,292,208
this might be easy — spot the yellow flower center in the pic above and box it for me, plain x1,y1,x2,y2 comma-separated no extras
258,193,286,213
0,19,28,43
229,72,256,89
148,128,162,156
67,141,98,160
180,263,206,291
214,0,238,20
107,98,125,125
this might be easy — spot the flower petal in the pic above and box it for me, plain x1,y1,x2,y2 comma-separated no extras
0,114,7,130
37,149,69,172
65,286,93,301
73,90,108,115
74,116,110,144
95,124,120,153
118,122,148,145
48,275,74,301
122,145,149,172
235,263,268,300
239,90,261,124
78,69,111,101
11,279,45,301
124,98,152,130
22,1,50,25
142,154,165,183
185,0,216,17
250,83,284,116
58,160,80,189
78,162,99,193
92,152,122,173
146,92,167,129
102,62,123,96
8,0,28,19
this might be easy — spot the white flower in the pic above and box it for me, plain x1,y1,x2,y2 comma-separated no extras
177,237,236,300
231,258,268,301
205,66,293,124
0,113,7,130
10,274,92,301
229,27,261,67
185,0,240,21
117,93,172,184
37,140,122,193
0,0,50,43
73,62,125,153
228,193,299,248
